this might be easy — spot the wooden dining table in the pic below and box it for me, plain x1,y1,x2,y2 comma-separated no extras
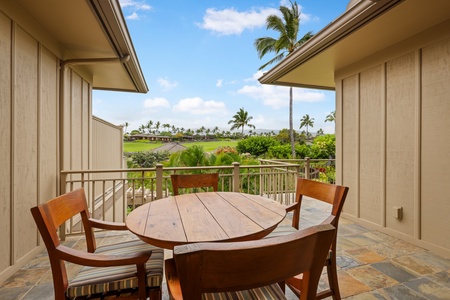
126,192,287,249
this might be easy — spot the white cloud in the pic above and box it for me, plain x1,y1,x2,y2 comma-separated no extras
172,97,227,115
119,0,152,10
157,77,178,90
119,0,152,20
199,0,317,35
252,114,266,126
237,74,325,109
126,12,139,20
143,97,170,109
216,79,223,87
199,7,278,35
244,70,265,82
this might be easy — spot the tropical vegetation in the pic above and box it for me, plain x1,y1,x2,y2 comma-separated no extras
254,0,313,158
299,114,314,138
228,108,255,136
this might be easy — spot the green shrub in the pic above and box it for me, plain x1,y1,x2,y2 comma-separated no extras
130,151,170,168
167,145,210,168
310,134,335,159
267,144,292,159
295,144,311,158
236,136,279,157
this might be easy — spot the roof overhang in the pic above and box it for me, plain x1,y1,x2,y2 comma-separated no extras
259,0,450,90
8,0,148,93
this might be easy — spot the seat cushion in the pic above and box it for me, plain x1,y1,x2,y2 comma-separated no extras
265,223,332,260
66,239,163,297
202,283,287,300
265,219,299,239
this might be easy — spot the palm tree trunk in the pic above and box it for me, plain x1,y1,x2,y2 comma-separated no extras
289,87,296,158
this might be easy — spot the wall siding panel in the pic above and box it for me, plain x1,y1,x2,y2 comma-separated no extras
342,75,359,216
13,27,38,261
82,80,90,171
385,53,416,236
359,66,383,225
337,24,450,255
0,11,12,271
71,74,82,171
421,37,450,250
0,6,97,282
39,47,58,203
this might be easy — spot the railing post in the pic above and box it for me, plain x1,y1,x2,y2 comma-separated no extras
305,157,311,179
232,162,240,192
60,172,67,241
156,164,163,200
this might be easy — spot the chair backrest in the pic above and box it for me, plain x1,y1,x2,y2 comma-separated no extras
173,224,336,300
294,178,349,226
292,178,349,252
30,188,96,294
171,173,219,196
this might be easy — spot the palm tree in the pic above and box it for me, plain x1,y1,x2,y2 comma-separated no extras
122,122,129,134
254,1,313,158
163,123,171,132
155,121,161,134
325,110,336,123
146,120,153,134
179,145,209,167
228,107,255,136
138,124,146,134
300,114,314,136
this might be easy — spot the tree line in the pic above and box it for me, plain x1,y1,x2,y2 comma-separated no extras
123,108,335,141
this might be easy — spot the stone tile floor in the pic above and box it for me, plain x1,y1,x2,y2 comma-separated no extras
1,198,449,299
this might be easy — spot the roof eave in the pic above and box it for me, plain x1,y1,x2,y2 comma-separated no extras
258,0,405,89
87,0,148,93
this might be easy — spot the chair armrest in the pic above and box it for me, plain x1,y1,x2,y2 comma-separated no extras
285,202,299,212
165,258,183,300
88,218,127,230
55,244,151,267
286,202,301,229
320,215,336,226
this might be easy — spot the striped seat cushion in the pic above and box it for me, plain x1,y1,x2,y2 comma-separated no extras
265,222,332,260
66,239,163,298
203,283,286,300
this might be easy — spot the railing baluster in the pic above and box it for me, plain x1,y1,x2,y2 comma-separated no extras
60,158,335,236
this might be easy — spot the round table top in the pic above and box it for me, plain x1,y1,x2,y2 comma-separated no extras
126,192,287,249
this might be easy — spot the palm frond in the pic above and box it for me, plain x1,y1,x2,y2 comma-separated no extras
265,15,286,35
294,31,314,48
254,37,278,59
258,52,285,70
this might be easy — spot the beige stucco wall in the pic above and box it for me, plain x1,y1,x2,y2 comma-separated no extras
336,20,450,257
0,9,93,281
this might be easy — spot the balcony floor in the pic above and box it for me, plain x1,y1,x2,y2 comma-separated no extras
1,198,450,300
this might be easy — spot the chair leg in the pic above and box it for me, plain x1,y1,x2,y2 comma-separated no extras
286,275,301,297
326,254,341,300
149,287,162,300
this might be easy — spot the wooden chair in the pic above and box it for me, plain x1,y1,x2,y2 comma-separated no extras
165,224,336,300
266,178,349,300
30,188,163,300
170,173,219,195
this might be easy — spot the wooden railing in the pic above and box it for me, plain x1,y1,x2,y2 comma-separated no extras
60,158,335,238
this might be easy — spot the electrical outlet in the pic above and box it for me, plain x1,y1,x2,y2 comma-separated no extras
393,207,403,220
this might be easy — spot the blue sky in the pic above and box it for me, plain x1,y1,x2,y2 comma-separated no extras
93,0,348,134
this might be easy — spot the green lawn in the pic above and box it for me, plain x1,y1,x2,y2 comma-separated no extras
182,140,239,152
124,140,239,153
123,141,164,152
